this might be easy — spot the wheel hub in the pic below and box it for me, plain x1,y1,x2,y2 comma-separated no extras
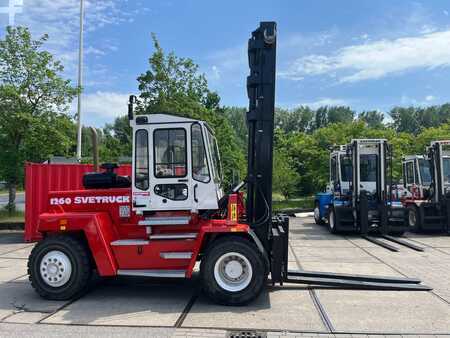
40,250,72,287
214,252,253,292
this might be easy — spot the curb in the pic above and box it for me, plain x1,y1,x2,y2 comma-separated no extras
0,222,25,230
274,208,314,216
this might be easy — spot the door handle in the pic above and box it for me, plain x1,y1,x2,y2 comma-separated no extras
178,179,188,182
194,184,198,203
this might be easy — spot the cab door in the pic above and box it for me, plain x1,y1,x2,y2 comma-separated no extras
149,124,193,211
132,127,151,211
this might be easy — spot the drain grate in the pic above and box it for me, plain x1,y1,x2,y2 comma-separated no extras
226,330,267,338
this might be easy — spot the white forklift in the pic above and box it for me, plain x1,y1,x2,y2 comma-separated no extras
403,141,450,233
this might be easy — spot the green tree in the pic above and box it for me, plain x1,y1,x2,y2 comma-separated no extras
0,26,77,213
359,110,385,129
272,148,300,200
275,106,314,133
136,34,245,189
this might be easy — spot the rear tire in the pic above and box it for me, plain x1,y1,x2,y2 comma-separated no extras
314,202,325,225
407,205,421,232
201,236,266,306
28,235,92,300
327,207,338,234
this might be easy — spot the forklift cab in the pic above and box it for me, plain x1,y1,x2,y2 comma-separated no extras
429,140,450,203
130,113,223,213
329,146,352,196
402,155,432,199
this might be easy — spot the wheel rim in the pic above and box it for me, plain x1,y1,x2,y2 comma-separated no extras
329,211,335,229
39,250,72,287
409,209,416,228
314,206,320,221
213,252,253,292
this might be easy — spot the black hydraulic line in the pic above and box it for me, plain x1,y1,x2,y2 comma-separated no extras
287,270,421,284
362,235,399,252
284,275,432,291
381,235,425,252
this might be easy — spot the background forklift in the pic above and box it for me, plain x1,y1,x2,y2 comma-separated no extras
403,141,450,233
314,139,423,251
27,22,430,307
314,145,351,227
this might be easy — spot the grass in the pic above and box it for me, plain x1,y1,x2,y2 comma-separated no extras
0,209,24,223
272,195,314,212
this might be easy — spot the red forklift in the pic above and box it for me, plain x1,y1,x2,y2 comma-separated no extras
27,22,430,306
402,141,450,233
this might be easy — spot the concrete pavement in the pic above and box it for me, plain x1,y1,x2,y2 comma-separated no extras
1,217,450,337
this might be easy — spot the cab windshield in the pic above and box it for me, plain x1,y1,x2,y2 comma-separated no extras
340,155,352,182
418,159,432,185
444,158,450,185
360,154,377,182
206,127,223,184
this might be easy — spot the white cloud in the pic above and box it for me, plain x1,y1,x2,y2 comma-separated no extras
425,95,435,101
72,91,129,127
281,30,450,83
298,97,349,109
12,0,132,82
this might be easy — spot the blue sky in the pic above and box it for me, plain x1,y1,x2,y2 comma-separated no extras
1,0,450,127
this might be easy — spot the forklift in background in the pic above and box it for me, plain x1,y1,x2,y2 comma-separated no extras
27,22,430,306
314,139,424,251
402,141,450,233
314,145,351,227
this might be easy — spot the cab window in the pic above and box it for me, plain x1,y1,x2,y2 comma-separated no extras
406,162,414,184
135,129,149,190
330,156,337,182
154,129,187,178
360,154,377,182
191,124,210,183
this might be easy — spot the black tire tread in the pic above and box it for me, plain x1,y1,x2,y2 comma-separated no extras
201,236,266,306
28,235,92,300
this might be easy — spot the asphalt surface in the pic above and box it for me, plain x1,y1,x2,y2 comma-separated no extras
1,217,450,337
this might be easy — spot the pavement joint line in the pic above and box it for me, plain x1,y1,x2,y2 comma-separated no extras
346,234,450,308
35,285,98,325
5,273,28,283
0,312,17,323
344,237,409,278
0,256,28,260
405,237,450,256
288,241,335,333
0,244,34,256
174,289,199,328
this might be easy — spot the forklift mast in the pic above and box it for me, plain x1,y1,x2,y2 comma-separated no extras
246,22,277,250
428,140,450,203
348,139,390,206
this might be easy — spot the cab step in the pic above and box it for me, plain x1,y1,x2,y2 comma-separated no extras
149,232,198,240
117,269,186,278
138,216,191,226
160,252,193,259
111,239,149,246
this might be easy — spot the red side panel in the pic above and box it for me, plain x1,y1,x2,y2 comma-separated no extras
38,212,119,276
24,163,131,242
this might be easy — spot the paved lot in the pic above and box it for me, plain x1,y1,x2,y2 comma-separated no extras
0,218,450,337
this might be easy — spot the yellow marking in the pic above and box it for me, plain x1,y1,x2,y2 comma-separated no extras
230,203,237,221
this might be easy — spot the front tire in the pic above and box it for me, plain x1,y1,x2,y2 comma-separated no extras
327,207,338,234
28,235,92,300
201,236,266,306
314,202,325,225
407,205,421,232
